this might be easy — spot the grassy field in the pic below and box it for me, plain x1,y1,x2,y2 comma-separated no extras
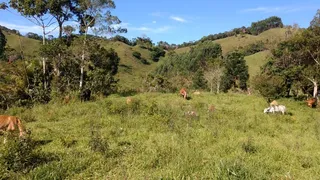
244,50,271,79
3,31,41,57
1,92,320,179
175,28,288,55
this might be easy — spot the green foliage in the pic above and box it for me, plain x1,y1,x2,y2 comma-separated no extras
0,135,55,174
135,36,153,49
221,51,249,92
195,16,283,46
132,51,141,59
248,16,283,35
0,29,6,58
252,74,286,101
192,69,208,90
25,32,42,41
150,46,165,62
142,74,174,92
87,43,120,96
239,41,266,56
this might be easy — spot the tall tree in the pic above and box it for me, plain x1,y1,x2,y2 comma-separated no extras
9,0,57,89
47,0,73,38
72,0,126,90
221,51,249,92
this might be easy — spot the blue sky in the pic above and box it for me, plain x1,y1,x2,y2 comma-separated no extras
0,0,319,44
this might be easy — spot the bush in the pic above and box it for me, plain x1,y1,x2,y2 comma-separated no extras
132,51,141,59
251,74,286,101
140,58,150,65
0,135,55,174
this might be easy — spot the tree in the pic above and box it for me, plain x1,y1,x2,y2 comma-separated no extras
0,29,6,58
25,32,43,41
9,0,58,90
221,51,249,92
205,62,224,93
310,9,320,28
47,0,73,38
87,42,120,95
63,25,75,45
72,0,127,90
192,69,208,90
150,47,165,62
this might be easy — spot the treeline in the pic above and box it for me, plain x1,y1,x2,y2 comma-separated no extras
145,41,249,93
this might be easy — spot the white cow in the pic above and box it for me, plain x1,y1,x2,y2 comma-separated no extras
264,105,286,115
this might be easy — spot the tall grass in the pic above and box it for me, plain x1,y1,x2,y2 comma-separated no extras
2,92,320,179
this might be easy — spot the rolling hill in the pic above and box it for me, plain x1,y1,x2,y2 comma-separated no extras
2,27,289,91
175,28,288,55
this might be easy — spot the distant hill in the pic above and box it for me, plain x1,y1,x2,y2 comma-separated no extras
2,26,290,91
3,31,41,57
175,28,288,55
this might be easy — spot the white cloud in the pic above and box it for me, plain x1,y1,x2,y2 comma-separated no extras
152,21,157,24
170,16,187,23
0,20,59,35
130,26,172,33
241,6,315,13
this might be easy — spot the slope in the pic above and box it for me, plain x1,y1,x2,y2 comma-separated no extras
3,31,41,57
175,28,287,55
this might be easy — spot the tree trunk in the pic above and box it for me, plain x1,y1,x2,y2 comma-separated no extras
58,21,63,39
42,27,47,90
79,28,88,90
312,81,318,98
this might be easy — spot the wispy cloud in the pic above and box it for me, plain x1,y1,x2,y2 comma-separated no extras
130,26,172,33
0,20,59,35
170,16,187,23
241,6,315,13
152,21,157,24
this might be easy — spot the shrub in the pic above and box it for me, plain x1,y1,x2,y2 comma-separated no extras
132,51,141,59
0,135,54,174
251,74,286,101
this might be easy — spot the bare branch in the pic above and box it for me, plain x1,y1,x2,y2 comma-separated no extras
307,49,320,65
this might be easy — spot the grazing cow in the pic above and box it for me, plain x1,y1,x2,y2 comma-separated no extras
306,98,317,108
180,88,188,99
80,89,91,102
0,115,25,143
264,105,286,115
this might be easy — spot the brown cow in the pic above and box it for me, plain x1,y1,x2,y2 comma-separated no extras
0,115,26,143
306,98,317,108
180,88,188,99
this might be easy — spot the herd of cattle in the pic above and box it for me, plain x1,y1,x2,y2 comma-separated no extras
0,88,318,144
